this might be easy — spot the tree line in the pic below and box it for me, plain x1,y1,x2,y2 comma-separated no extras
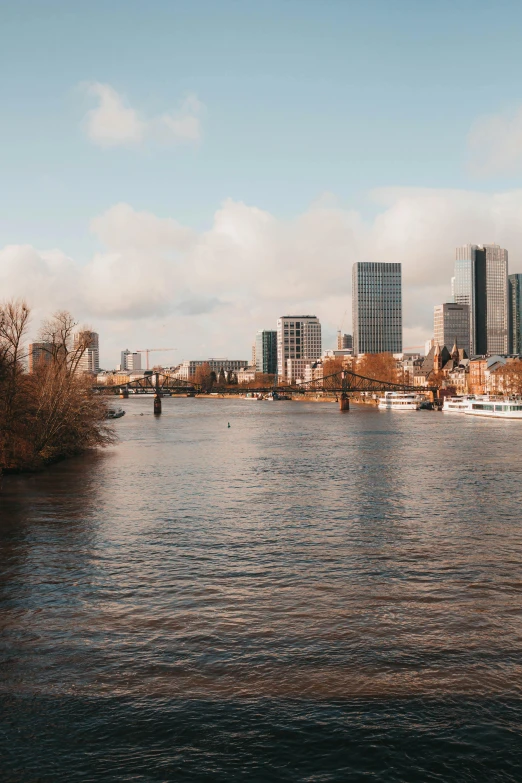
0,301,114,473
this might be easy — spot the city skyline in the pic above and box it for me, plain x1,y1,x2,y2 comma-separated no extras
4,2,522,366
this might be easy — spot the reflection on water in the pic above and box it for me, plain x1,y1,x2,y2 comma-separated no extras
2,398,522,781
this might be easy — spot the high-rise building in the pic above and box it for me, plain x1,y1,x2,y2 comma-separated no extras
352,262,402,355
336,332,353,350
277,316,321,379
486,244,509,354
255,330,277,375
433,303,470,356
509,273,522,354
74,330,100,374
120,349,141,371
454,244,508,355
28,342,53,373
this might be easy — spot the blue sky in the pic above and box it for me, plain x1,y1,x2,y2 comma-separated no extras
2,0,522,364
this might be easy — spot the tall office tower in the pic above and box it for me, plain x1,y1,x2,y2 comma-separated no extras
486,244,509,354
509,274,522,354
255,330,277,375
433,303,470,356
120,349,141,371
336,332,353,350
277,316,321,379
454,244,508,355
28,342,53,373
74,330,100,374
352,262,402,355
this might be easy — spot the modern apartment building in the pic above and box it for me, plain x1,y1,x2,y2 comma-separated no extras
352,262,402,355
255,330,277,375
509,273,522,354
454,244,508,355
434,303,470,356
28,342,53,373
73,330,100,374
120,349,142,371
276,316,321,379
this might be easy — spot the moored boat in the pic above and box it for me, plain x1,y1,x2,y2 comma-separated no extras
464,399,522,419
378,392,424,410
442,395,475,413
106,407,126,419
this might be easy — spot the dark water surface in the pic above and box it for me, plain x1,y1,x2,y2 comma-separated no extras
2,398,522,781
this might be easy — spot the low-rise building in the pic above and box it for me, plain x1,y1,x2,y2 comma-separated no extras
285,358,313,383
175,358,249,381
468,358,488,395
237,366,257,384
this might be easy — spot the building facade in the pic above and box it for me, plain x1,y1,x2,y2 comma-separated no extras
352,262,402,355
120,349,142,371
509,273,522,354
255,330,277,375
28,342,53,373
176,358,249,381
486,244,509,354
276,316,321,379
336,332,353,351
454,244,508,355
74,331,100,374
433,303,470,356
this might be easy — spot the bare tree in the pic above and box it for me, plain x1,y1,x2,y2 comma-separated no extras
0,303,114,473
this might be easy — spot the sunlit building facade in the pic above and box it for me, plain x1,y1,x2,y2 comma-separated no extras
277,316,321,379
509,273,522,354
73,331,100,374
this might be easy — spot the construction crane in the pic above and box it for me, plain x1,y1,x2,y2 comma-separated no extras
135,348,177,371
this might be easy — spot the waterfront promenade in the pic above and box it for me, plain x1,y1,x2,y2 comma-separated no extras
2,398,522,781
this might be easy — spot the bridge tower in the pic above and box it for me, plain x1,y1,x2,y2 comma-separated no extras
153,373,162,415
339,371,350,411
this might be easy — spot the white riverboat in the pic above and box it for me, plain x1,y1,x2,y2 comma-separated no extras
442,396,475,413
377,392,424,410
464,399,522,419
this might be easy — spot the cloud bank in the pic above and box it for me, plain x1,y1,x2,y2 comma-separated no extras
2,188,522,365
83,83,204,147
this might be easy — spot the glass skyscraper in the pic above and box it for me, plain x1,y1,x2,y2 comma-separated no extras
509,274,522,354
454,244,508,355
434,303,470,355
352,262,402,355
255,330,277,375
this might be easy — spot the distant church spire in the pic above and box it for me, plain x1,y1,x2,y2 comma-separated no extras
451,336,459,361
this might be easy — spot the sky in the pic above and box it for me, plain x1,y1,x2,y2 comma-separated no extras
2,0,522,366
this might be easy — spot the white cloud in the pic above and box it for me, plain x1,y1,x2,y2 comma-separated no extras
3,188,522,366
468,107,522,176
83,83,204,147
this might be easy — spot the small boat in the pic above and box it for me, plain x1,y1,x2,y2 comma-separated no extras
106,407,126,419
378,392,424,410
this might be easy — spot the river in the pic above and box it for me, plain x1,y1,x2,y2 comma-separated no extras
1,397,522,781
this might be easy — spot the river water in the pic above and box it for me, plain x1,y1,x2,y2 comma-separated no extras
1,397,522,781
